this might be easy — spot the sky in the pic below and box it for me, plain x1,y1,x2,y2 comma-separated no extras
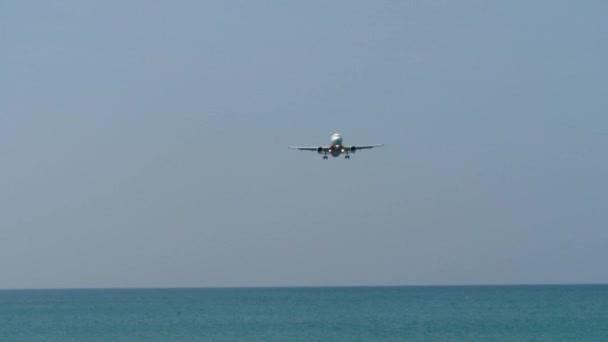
1,1,607,289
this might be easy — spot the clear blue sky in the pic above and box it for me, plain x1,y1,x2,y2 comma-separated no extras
1,1,607,289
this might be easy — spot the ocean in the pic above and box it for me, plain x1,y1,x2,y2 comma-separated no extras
1,285,607,341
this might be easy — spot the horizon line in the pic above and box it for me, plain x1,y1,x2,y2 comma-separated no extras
2,282,607,291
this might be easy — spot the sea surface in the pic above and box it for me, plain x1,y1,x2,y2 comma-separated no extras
1,285,607,341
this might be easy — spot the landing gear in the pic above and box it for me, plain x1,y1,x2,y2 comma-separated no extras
323,155,328,160
345,155,350,159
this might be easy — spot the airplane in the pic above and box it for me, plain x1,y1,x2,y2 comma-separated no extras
289,133,383,159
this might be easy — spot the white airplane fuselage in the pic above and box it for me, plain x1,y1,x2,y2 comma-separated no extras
328,133,345,157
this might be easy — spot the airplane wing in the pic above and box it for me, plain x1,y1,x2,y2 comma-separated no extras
288,146,327,152
344,144,384,150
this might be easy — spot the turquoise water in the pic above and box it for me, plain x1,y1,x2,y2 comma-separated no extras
1,286,607,341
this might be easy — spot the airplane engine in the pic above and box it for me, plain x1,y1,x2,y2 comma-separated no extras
317,146,323,154
350,146,357,153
